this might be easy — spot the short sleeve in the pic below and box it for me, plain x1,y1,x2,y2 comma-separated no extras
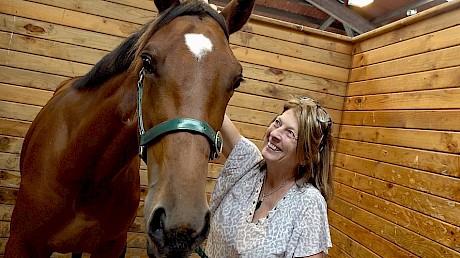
292,189,332,257
209,137,262,213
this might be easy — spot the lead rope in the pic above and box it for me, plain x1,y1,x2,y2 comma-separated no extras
137,67,146,157
195,246,208,258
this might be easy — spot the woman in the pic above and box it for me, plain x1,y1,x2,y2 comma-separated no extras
206,96,333,257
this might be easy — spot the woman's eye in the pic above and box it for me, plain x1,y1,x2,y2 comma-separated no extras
288,130,297,140
274,119,281,127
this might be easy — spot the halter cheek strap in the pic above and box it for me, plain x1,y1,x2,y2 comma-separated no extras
136,68,223,163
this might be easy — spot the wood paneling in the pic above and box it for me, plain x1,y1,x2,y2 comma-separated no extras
336,5,460,258
0,0,351,256
3,0,459,257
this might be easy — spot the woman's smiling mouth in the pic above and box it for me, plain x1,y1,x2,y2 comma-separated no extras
268,142,281,152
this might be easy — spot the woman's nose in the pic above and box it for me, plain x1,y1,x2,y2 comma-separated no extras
270,127,283,140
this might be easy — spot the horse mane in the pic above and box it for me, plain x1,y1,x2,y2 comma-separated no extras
73,0,228,90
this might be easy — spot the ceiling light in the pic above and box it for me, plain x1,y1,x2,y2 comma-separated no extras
348,0,374,8
406,9,417,16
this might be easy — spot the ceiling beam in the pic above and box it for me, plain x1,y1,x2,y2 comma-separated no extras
319,16,336,30
304,0,375,34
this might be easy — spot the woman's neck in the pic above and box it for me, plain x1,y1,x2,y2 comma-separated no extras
265,163,296,187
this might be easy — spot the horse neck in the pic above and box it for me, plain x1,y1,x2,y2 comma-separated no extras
98,71,138,126
77,71,140,173
74,70,139,152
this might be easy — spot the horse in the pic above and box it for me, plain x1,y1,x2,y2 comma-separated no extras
4,0,255,257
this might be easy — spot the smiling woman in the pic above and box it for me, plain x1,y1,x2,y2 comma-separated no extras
206,96,334,258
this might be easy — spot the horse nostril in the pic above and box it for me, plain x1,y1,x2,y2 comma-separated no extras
149,208,166,241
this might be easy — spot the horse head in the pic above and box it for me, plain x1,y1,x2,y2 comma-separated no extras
134,0,255,256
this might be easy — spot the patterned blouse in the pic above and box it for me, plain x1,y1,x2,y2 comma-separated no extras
205,137,332,258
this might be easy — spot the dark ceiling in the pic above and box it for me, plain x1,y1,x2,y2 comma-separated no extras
211,0,452,36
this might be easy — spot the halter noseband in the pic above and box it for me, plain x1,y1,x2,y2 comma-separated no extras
136,68,223,163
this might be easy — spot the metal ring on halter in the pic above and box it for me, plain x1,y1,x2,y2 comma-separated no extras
212,131,223,160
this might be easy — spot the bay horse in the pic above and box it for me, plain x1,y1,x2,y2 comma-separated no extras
5,0,255,257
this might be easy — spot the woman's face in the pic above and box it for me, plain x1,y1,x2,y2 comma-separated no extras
262,109,299,170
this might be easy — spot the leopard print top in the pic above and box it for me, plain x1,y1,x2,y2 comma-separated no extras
206,137,332,257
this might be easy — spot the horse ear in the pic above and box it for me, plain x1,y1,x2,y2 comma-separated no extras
154,0,180,13
219,0,255,35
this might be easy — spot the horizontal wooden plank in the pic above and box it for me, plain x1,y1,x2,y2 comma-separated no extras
241,63,347,97
353,6,460,53
0,171,20,189
232,46,349,82
0,119,30,138
103,0,156,12
229,91,284,114
333,182,460,252
335,153,460,202
0,204,13,222
344,88,460,110
341,110,460,131
0,66,68,91
30,0,156,25
334,167,460,227
330,194,460,257
226,105,275,127
0,186,17,205
238,78,345,112
339,125,460,154
1,0,140,38
352,25,460,68
328,209,414,257
0,136,23,154
0,49,90,77
0,31,107,66
244,19,353,55
0,83,52,107
336,139,460,177
347,66,460,96
350,45,460,82
231,31,351,68
329,226,376,258
0,13,124,51
0,100,41,122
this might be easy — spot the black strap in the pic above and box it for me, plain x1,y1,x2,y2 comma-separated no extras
195,246,208,258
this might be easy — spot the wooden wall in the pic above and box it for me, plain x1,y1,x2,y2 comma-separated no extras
331,2,460,257
3,0,458,257
0,0,350,257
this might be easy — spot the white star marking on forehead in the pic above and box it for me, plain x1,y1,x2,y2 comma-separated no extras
184,33,213,61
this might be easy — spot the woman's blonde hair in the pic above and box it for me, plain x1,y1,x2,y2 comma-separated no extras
261,96,334,201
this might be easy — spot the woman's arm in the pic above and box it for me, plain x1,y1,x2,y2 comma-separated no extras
221,114,241,157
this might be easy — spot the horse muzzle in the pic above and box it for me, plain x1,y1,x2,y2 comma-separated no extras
146,207,210,258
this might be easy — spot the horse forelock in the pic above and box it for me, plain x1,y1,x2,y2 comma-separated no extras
73,0,228,90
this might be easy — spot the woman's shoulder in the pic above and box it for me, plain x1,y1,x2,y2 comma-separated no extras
295,184,327,209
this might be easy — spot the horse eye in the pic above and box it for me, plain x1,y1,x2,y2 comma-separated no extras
141,54,153,73
232,77,244,90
